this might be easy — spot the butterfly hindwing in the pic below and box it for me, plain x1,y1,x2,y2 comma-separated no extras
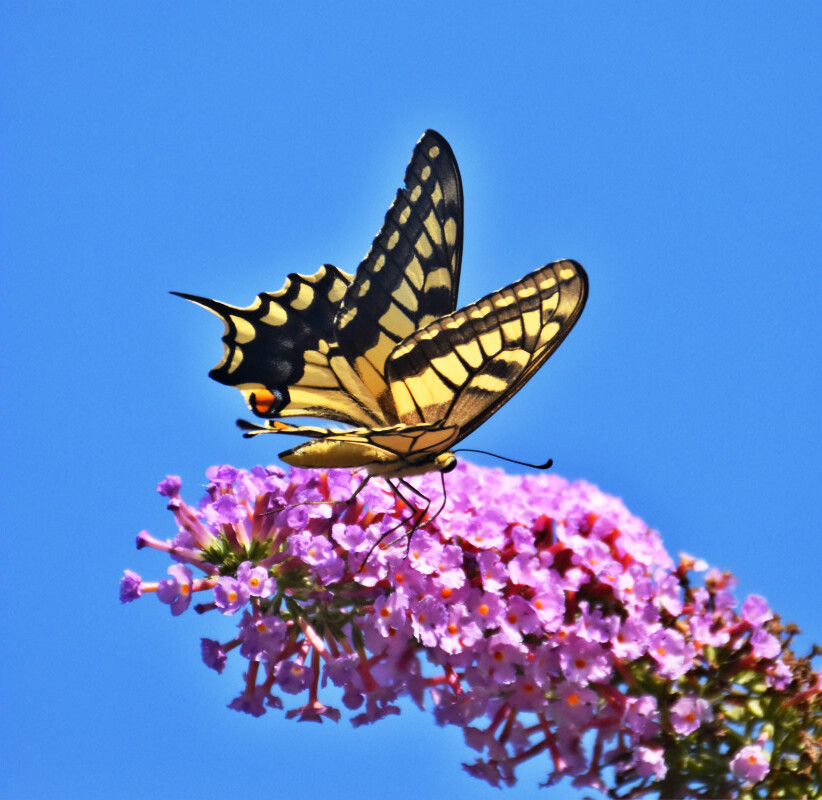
172,265,386,427
334,130,464,416
385,259,588,440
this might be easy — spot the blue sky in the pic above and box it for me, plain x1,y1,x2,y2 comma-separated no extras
2,4,819,799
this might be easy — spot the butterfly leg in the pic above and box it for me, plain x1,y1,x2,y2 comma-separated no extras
424,470,450,527
356,477,430,565
261,471,373,520
345,473,372,505
382,478,434,553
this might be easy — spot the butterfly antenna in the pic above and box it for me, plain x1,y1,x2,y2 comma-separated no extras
453,448,553,470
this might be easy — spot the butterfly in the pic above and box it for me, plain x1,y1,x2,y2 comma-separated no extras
174,130,587,508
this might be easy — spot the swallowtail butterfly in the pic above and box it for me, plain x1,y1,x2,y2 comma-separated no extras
174,131,587,490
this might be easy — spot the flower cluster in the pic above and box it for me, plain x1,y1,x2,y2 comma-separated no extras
122,463,821,797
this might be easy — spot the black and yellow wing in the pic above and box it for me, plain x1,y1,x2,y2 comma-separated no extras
385,259,588,441
172,265,385,428
174,129,464,430
335,129,464,420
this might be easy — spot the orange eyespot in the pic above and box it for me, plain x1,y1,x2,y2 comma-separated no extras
251,391,276,414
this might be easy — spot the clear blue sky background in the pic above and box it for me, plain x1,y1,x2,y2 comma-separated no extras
2,4,819,799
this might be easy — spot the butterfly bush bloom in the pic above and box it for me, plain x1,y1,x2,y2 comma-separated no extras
122,462,821,797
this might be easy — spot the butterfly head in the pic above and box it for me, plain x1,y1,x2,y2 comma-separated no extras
435,452,458,474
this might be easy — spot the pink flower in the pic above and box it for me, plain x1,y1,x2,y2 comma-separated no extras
156,563,192,616
632,745,667,779
670,695,712,735
559,636,613,683
125,462,813,795
730,744,770,783
648,628,695,679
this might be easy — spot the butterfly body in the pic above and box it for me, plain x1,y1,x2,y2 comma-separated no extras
275,422,459,478
175,130,587,480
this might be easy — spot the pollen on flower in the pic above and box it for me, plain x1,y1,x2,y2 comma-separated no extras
124,461,820,797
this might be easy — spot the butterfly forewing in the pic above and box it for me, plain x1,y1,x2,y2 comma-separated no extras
334,130,464,417
172,265,386,427
385,259,588,440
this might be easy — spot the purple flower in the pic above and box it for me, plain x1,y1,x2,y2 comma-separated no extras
689,611,731,648
239,613,287,660
228,684,268,717
623,695,660,742
201,638,227,674
214,576,250,615
119,569,142,603
611,616,650,661
207,465,240,486
275,660,313,694
498,595,542,641
576,601,619,644
559,636,613,683
324,653,361,688
438,603,482,655
407,530,443,574
157,475,181,498
742,594,772,626
530,580,565,631
211,494,245,524
331,522,369,553
468,591,505,631
550,682,599,726
290,533,345,584
648,628,695,679
236,561,276,598
478,634,527,685
750,628,781,659
156,564,193,616
670,695,712,735
730,744,770,783
476,551,507,593
409,594,447,648
632,745,667,779
657,572,684,615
